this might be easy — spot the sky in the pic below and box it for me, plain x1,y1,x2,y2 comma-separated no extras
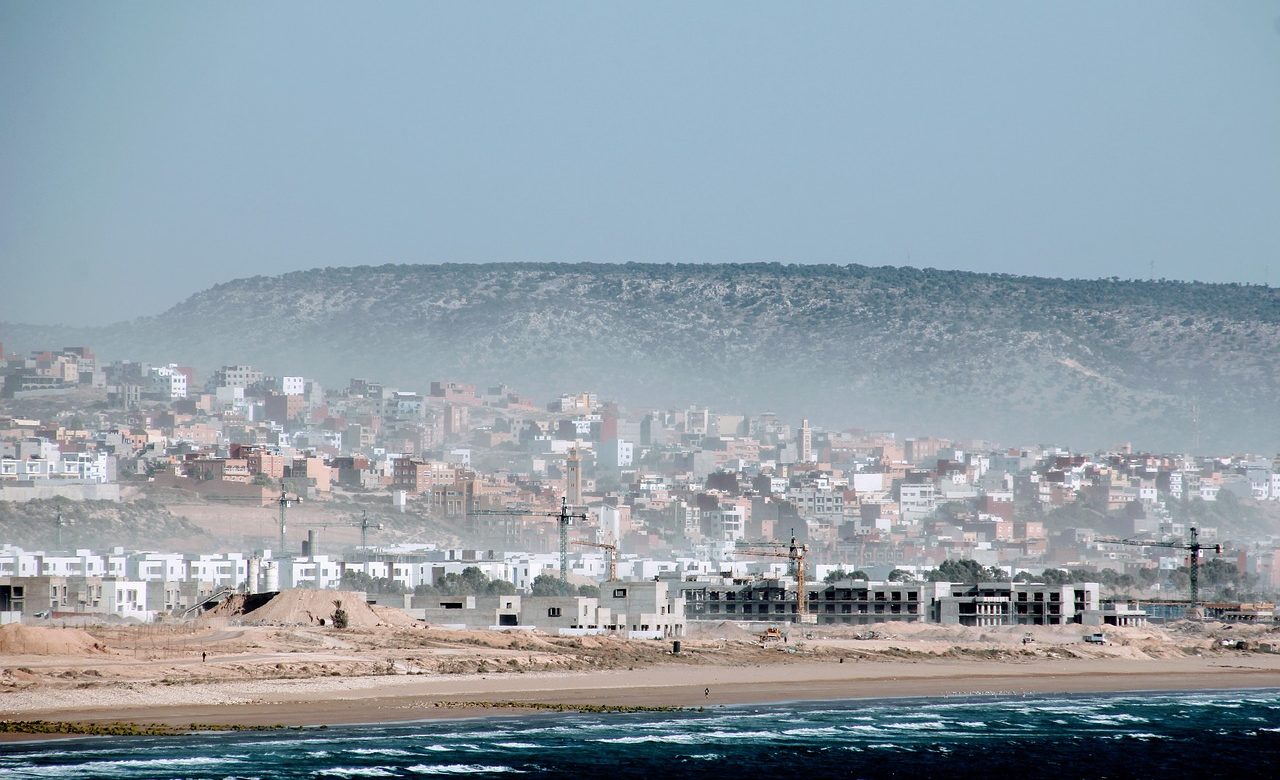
2,1,1278,326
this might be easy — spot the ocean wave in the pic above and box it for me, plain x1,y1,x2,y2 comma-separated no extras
407,764,521,775
881,720,949,731
594,734,701,745
1080,713,1149,725
781,727,842,737
317,767,398,778
6,756,240,778
347,748,416,757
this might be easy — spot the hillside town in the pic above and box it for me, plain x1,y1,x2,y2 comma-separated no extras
2,341,1279,630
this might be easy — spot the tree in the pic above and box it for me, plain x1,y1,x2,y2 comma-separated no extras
824,569,869,583
340,570,406,595
887,569,915,583
331,600,349,630
530,574,575,597
926,559,987,584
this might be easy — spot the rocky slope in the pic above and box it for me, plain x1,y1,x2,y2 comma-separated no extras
0,499,211,551
4,263,1279,450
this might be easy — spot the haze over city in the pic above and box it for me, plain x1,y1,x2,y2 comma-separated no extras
2,3,1280,775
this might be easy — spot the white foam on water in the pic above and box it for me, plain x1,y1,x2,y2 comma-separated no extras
781,727,841,737
407,764,521,775
594,734,701,745
881,720,949,731
347,748,414,757
318,767,397,778
7,755,240,778
1080,713,1149,725
493,742,546,749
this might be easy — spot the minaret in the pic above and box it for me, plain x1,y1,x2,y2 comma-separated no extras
566,447,583,507
799,418,813,463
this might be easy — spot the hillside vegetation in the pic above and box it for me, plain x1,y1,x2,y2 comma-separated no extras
4,263,1278,450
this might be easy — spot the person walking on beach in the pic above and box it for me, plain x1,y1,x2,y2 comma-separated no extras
202,651,206,662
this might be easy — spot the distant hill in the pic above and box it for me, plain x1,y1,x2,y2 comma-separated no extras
4,263,1279,451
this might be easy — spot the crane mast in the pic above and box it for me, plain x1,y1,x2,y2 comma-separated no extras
572,540,618,581
737,532,812,622
469,497,589,582
294,511,384,559
1097,526,1221,617
276,489,303,559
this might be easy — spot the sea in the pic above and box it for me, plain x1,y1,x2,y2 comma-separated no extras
3,689,1278,779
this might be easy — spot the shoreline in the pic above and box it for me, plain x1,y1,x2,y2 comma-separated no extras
5,656,1280,737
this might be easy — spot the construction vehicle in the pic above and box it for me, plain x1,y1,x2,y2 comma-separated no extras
736,532,814,623
759,626,784,644
1083,632,1107,645
572,540,618,581
469,497,589,582
1096,526,1222,618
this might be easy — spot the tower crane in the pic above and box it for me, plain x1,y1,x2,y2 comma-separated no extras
736,532,813,623
468,497,589,582
275,489,303,559
572,540,618,581
1096,526,1221,617
294,511,385,558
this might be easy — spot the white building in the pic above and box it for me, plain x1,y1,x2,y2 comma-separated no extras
899,482,937,524
150,365,187,399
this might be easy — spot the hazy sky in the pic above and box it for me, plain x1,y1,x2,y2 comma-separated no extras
2,2,1278,326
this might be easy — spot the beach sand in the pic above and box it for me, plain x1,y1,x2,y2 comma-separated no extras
3,620,1279,735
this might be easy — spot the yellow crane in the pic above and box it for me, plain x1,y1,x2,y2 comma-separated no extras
737,533,813,623
572,540,618,581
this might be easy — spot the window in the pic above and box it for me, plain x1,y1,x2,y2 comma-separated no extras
613,588,627,598
548,607,562,617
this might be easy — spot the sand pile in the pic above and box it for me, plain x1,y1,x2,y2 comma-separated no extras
683,620,756,640
209,589,417,628
0,624,108,655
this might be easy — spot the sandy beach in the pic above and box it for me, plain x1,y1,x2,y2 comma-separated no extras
4,616,1280,735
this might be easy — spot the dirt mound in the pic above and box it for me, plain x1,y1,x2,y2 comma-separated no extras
683,620,756,639
0,624,108,655
205,589,417,628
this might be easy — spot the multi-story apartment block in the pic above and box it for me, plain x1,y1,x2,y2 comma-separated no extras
680,577,1099,627
149,364,187,399
392,457,457,495
899,482,936,524
211,365,263,389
